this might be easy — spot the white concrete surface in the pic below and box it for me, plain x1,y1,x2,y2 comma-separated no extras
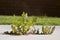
0,25,60,40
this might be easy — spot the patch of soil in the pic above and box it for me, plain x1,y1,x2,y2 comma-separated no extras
4,31,20,35
4,31,52,35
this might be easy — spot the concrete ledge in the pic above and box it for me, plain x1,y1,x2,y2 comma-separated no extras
0,25,60,40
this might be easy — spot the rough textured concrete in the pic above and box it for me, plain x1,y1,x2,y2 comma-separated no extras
0,25,60,40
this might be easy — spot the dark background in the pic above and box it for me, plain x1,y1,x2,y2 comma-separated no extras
0,0,60,17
